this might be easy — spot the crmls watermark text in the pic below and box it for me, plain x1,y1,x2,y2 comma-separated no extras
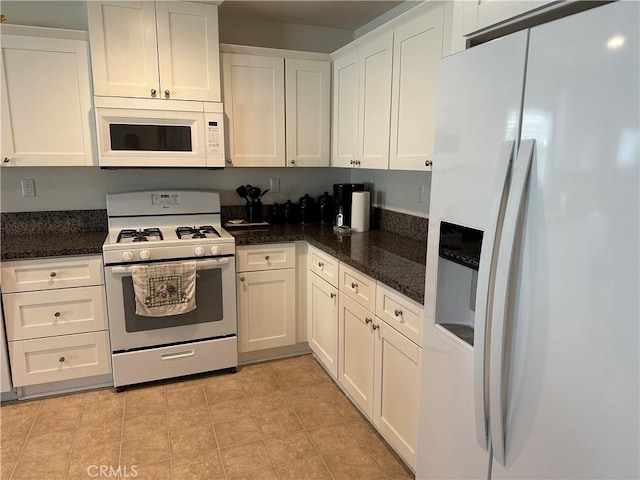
86,465,138,478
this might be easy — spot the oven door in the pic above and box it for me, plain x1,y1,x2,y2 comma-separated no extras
105,256,236,352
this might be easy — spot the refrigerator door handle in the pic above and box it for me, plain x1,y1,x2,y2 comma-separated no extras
473,140,515,450
489,138,535,465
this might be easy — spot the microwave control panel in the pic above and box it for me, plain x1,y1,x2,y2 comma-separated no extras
205,112,225,166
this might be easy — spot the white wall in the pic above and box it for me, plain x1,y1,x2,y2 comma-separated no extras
351,169,431,218
0,167,350,212
218,15,353,53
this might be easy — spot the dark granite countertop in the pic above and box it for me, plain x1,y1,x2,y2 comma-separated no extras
230,224,427,304
1,232,107,261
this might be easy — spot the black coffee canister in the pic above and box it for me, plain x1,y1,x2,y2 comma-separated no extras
283,200,300,224
318,191,334,224
299,194,317,224
267,203,284,224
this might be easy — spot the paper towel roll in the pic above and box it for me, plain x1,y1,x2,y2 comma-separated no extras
351,191,370,232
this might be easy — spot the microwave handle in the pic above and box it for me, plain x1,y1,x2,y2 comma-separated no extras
111,257,230,274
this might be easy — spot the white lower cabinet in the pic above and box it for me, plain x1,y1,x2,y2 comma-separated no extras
374,320,422,468
236,243,297,353
1,255,111,390
307,271,338,378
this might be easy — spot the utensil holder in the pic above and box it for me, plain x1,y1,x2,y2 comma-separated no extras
246,202,262,223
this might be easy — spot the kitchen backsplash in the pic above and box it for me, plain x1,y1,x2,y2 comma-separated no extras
1,207,427,240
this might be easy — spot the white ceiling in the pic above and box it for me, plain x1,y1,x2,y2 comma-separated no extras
217,1,408,31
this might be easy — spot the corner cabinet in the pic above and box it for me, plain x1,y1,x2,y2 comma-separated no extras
221,48,331,167
332,31,393,170
87,0,221,101
236,243,296,352
1,26,94,167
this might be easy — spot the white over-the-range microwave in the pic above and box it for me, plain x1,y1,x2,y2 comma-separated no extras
94,96,225,168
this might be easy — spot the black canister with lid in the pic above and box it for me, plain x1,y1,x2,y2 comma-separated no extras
283,200,300,224
318,191,334,224
267,203,284,224
299,194,317,224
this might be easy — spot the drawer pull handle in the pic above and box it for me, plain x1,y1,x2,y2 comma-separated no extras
150,88,157,97
365,317,372,325
2,157,9,163
160,350,195,360
58,356,65,363
54,312,61,318
372,323,380,331
318,262,324,268
330,293,336,299
265,255,270,261
394,309,403,317
240,277,245,282
351,282,358,289
49,272,57,278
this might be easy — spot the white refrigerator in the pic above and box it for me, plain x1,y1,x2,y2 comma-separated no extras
417,2,639,479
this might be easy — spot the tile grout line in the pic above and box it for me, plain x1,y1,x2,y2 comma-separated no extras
7,398,44,480
62,392,87,480
202,376,228,479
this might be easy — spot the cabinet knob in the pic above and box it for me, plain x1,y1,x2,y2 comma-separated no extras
355,160,361,166
58,356,65,363
365,317,372,325
54,312,61,318
394,309,403,317
150,88,157,97
318,262,324,268
226,159,233,164
2,157,9,163
265,255,270,261
351,282,358,289
425,160,433,167
330,293,336,299
372,323,380,331
240,276,245,282
290,159,296,165
164,90,170,98
350,160,354,165
49,272,57,278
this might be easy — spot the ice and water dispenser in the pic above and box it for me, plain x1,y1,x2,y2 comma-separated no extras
435,221,483,345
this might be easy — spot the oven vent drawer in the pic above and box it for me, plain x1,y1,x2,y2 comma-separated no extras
111,336,238,388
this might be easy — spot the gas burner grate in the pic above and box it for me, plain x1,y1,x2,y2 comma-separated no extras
176,225,221,239
117,228,164,243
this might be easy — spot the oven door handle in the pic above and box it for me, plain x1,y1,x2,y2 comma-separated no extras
110,257,231,274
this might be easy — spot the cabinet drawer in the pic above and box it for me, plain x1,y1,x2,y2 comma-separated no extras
1,256,104,293
375,283,424,346
8,331,111,387
308,245,338,287
3,286,107,341
236,243,295,272
339,263,376,312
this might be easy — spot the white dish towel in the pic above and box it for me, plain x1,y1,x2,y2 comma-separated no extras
131,261,197,317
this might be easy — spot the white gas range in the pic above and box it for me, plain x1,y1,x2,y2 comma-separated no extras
102,190,237,390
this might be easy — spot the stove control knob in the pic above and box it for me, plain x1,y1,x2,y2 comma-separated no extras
210,245,220,255
140,250,151,261
194,246,206,257
121,251,134,262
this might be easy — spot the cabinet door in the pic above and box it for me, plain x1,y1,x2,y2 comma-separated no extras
374,320,422,469
87,1,159,98
331,52,359,168
156,1,221,101
462,0,556,36
237,269,296,352
222,53,285,167
307,273,338,378
358,31,393,170
0,35,93,166
338,293,375,417
389,8,443,171
285,59,331,167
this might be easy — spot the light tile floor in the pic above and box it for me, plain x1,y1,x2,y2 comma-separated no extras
1,354,415,480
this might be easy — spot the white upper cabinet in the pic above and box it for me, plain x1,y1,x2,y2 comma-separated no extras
332,31,393,169
221,49,331,167
1,27,94,167
87,0,221,101
462,0,558,36
285,59,331,167
222,53,286,167
389,7,443,171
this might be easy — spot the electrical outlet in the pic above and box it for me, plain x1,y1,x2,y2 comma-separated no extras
21,179,36,197
417,184,425,204
270,177,280,193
